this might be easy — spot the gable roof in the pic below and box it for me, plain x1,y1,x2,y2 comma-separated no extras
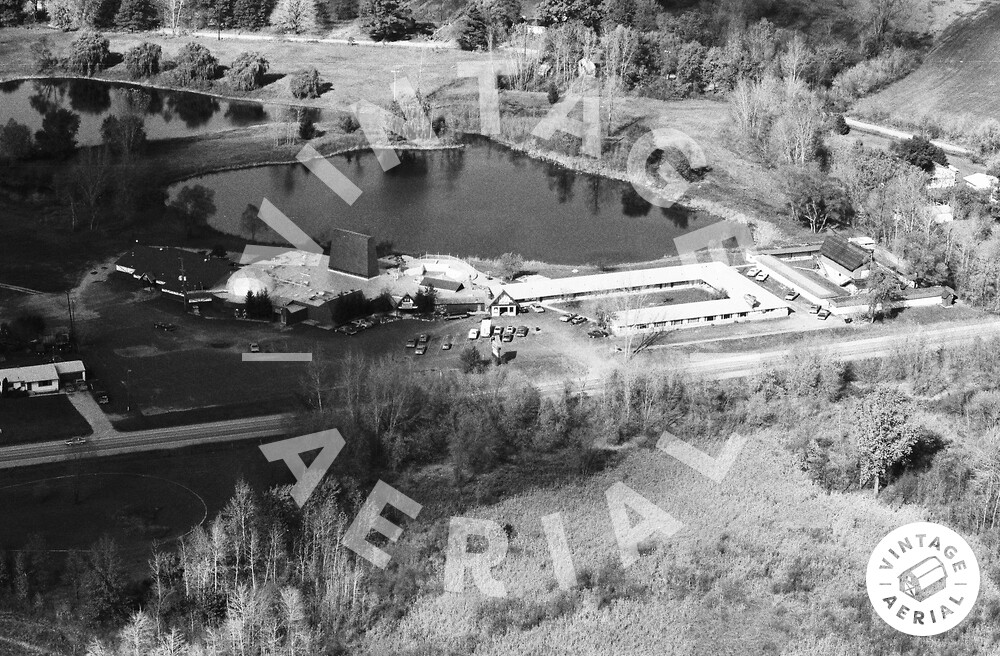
421,276,463,292
490,290,519,307
820,235,870,273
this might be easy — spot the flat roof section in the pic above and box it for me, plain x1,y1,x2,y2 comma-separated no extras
754,255,845,300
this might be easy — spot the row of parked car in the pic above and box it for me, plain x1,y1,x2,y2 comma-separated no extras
337,315,399,336
466,325,530,342
747,267,850,322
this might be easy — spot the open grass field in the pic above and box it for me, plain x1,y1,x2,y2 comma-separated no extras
856,1,1000,127
0,394,92,445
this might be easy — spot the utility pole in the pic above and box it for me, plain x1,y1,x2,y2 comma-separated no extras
391,69,401,102
66,290,75,347
179,255,188,313
126,368,132,413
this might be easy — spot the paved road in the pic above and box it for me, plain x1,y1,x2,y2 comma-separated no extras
3,319,998,470
0,412,300,470
844,117,972,156
0,282,43,295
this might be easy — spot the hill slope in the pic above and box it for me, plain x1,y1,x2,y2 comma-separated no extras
857,0,1000,124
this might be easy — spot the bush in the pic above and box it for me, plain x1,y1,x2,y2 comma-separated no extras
0,119,33,162
289,68,322,99
338,113,360,133
459,345,490,373
362,0,417,42
833,113,850,135
0,0,26,26
547,82,559,104
298,112,316,139
831,47,921,102
227,51,269,92
124,42,161,79
168,42,218,88
66,31,111,76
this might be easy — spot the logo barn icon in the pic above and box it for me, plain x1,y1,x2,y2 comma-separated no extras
866,522,980,636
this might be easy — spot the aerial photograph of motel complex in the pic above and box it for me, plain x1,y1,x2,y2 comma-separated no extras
3,0,1000,652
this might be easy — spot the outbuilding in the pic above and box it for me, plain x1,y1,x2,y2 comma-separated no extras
489,290,520,317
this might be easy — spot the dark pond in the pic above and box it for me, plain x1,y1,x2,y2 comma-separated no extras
0,78,309,146
173,137,721,265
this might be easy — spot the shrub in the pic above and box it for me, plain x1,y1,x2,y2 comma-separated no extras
124,42,161,79
459,345,490,373
546,82,559,104
431,115,446,136
362,0,417,42
833,113,850,135
66,31,111,76
831,47,921,102
168,43,218,88
227,51,269,92
289,68,322,99
0,0,26,26
338,113,360,133
298,111,316,139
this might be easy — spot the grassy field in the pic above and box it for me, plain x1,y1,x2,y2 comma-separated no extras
855,1,1000,129
0,394,92,445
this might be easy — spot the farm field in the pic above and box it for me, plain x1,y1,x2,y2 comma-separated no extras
856,1,1000,126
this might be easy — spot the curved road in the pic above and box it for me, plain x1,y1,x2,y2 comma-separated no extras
3,319,998,470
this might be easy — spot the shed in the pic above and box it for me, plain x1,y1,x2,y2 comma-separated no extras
489,290,520,317
819,235,871,285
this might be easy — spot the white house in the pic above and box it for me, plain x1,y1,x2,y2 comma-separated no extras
964,173,999,193
0,361,86,395
928,163,960,190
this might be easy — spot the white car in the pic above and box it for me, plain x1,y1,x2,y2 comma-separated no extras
467,328,479,340
755,271,769,282
530,304,545,313
746,267,759,277
249,342,260,353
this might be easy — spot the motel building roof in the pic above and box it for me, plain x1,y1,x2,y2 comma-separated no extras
499,262,788,305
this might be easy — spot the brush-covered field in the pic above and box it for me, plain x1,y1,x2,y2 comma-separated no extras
358,428,999,655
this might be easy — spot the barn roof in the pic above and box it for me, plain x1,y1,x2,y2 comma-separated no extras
820,235,870,273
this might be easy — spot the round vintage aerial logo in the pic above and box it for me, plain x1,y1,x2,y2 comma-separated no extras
866,521,980,636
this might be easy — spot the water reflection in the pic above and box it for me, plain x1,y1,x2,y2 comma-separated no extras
166,93,220,128
67,79,111,115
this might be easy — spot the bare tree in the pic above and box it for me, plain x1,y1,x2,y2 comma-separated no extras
602,25,639,131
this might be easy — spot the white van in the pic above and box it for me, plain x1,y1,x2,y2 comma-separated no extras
480,318,492,337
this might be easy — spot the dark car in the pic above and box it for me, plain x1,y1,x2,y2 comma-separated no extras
405,338,417,348
588,329,608,338
570,316,588,326
417,334,430,344
94,390,109,404
515,326,529,337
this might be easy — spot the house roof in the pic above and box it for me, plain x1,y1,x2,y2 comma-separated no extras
490,290,518,306
0,363,59,384
965,173,999,190
820,235,870,273
54,361,86,376
421,276,463,292
117,245,232,295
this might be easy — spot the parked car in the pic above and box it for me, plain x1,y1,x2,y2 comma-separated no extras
515,326,529,337
817,309,831,320
784,291,799,301
843,316,853,324
417,334,429,344
405,338,417,348
501,334,513,343
588,329,608,339
442,340,453,350
808,305,821,314
570,316,588,325
414,345,427,355
249,343,260,353
559,314,575,323
755,271,769,282
467,328,479,340
503,326,515,337
530,304,545,313
94,390,109,404
64,437,87,446
745,267,759,277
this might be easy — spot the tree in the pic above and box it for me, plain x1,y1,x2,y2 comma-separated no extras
30,38,60,73
240,203,262,240
159,0,188,34
288,68,322,99
535,0,603,29
198,0,233,37
833,113,850,135
232,0,269,27
67,148,112,230
34,108,81,158
66,31,111,76
782,167,852,233
124,42,161,78
0,0,25,25
856,387,919,495
891,135,948,173
866,267,902,323
496,252,523,280
457,3,489,51
227,51,269,91
459,345,490,373
0,119,33,162
169,42,218,88
114,0,158,30
169,184,216,236
269,0,317,33
362,0,416,41
100,114,147,157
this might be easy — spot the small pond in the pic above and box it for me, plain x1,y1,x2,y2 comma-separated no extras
173,136,722,266
0,78,312,146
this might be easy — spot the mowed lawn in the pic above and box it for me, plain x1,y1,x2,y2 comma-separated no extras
0,27,487,111
0,394,92,445
857,1,1000,124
